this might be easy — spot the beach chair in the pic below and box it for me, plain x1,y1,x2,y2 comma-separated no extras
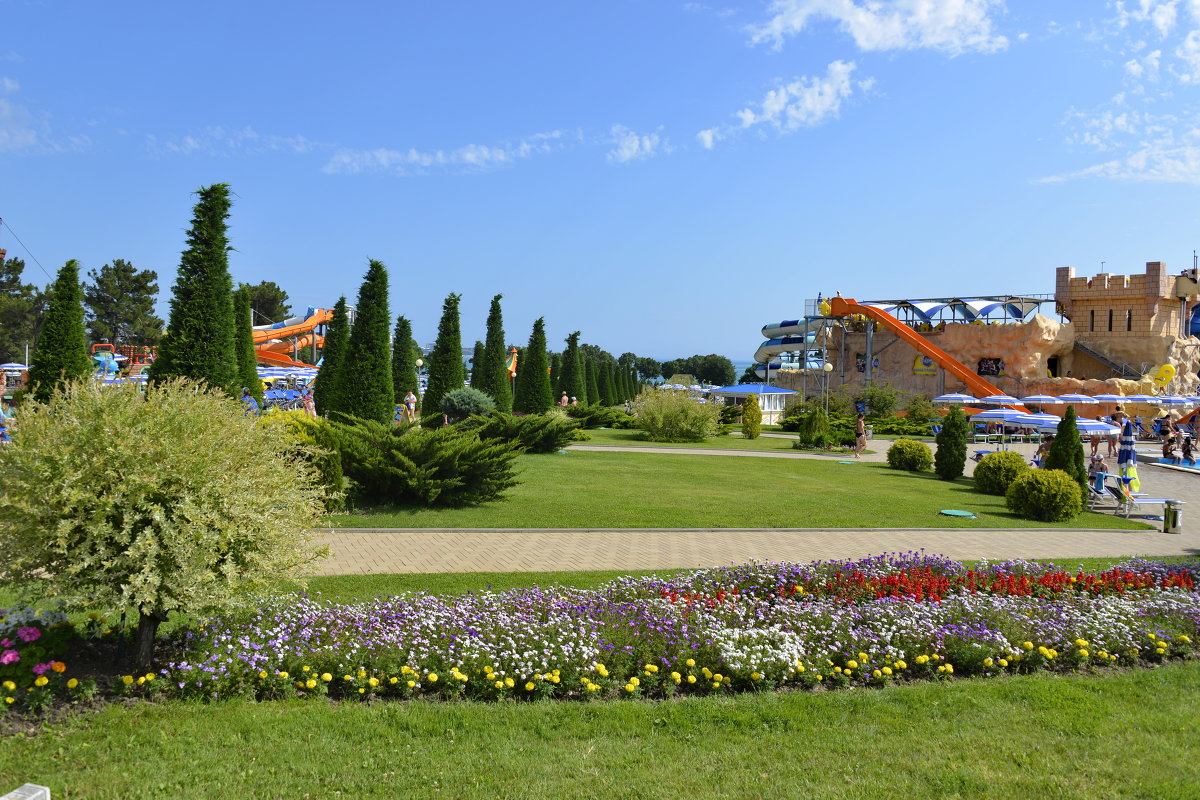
1105,485,1182,518
1087,473,1116,510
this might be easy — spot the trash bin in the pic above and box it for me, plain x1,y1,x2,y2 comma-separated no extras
1164,501,1184,534
865,425,874,440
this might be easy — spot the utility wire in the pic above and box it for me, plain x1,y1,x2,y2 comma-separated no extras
0,217,55,282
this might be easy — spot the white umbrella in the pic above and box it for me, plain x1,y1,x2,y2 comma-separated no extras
970,409,1028,423
1090,393,1126,402
1036,417,1119,435
1124,394,1161,404
1019,394,1059,404
1156,395,1189,405
1056,393,1098,404
0,362,28,370
979,394,1020,405
933,393,977,403
1013,412,1060,426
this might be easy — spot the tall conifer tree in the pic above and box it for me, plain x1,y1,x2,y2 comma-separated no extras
232,285,262,403
549,352,562,398
513,318,552,413
423,293,465,417
28,259,91,401
153,184,237,394
391,315,418,402
313,296,349,416
336,260,393,424
559,331,585,404
598,361,615,406
475,294,512,411
585,357,599,406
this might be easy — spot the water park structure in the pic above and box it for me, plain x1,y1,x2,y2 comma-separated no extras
252,307,335,369
754,260,1200,417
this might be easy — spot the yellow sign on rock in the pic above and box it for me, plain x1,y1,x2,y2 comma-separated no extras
913,354,937,376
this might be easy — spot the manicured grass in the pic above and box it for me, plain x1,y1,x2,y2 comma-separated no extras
330,450,1150,530
3,664,1197,799
581,427,801,451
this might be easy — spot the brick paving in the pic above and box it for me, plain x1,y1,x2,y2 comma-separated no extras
316,438,1199,576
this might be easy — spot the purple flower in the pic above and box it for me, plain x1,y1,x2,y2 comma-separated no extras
16,626,40,643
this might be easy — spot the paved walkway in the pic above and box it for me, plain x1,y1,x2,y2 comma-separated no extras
316,437,1198,575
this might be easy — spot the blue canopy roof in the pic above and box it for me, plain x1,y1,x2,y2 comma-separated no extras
710,383,797,395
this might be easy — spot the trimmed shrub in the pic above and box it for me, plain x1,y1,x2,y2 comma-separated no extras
934,406,969,481
973,451,1031,496
635,389,719,443
259,410,345,510
886,439,933,471
741,393,762,439
441,386,496,422
565,403,637,430
468,411,578,454
1045,406,1088,493
796,406,829,447
330,417,520,507
1005,469,1083,522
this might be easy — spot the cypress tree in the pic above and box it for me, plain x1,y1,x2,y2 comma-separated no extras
313,296,349,416
423,293,465,418
934,406,969,480
513,318,552,413
28,259,91,401
153,184,237,394
391,315,418,402
1046,405,1088,492
471,339,485,386
475,294,512,411
548,352,562,398
510,346,526,407
337,260,393,425
597,359,614,406
585,357,599,406
559,332,585,404
232,285,262,403
742,393,762,439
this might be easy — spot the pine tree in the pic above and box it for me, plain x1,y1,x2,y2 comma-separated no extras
934,406,969,480
1046,405,1088,492
423,293,465,418
391,315,418,402
513,318,552,413
232,285,262,403
471,339,485,386
83,259,163,346
152,184,237,394
596,359,612,406
548,352,562,398
558,332,585,404
28,259,91,401
336,260,393,425
585,357,599,406
475,294,512,411
313,296,349,416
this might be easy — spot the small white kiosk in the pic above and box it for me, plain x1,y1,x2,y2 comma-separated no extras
706,383,797,425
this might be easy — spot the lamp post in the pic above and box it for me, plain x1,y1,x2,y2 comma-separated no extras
823,362,834,416
415,358,426,399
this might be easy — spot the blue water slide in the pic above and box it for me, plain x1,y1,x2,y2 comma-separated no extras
755,317,829,365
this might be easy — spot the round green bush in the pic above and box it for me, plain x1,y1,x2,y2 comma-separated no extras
441,387,496,421
1004,469,1084,522
973,451,1031,496
886,438,932,471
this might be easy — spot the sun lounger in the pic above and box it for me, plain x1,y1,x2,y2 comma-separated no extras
1105,486,1184,518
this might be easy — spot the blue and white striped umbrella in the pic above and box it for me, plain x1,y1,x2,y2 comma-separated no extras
978,394,1020,405
1124,394,1161,404
970,409,1029,423
1018,394,1059,404
933,393,978,403
1034,416,1118,435
1056,393,1098,404
1117,420,1138,469
1013,412,1060,426
1090,393,1126,402
1156,395,1189,405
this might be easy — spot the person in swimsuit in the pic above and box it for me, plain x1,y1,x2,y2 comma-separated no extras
854,412,866,458
403,390,418,422
301,387,317,418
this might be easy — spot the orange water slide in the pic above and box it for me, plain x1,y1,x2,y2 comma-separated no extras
828,297,1016,402
255,349,316,369
251,309,334,345
258,333,324,353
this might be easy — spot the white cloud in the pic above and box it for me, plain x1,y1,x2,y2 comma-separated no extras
699,60,867,148
323,130,572,175
749,0,1008,56
0,77,18,94
606,125,667,163
147,126,316,157
0,96,38,152
1125,47,1163,79
1115,0,1179,37
1176,29,1200,81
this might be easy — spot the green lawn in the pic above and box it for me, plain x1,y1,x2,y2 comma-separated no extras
581,427,802,451
331,450,1149,530
3,665,1196,799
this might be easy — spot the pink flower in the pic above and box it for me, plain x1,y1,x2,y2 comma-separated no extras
31,662,50,675
0,650,18,665
0,638,11,649
16,626,40,643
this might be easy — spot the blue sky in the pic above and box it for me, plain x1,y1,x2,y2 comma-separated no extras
3,1,1200,361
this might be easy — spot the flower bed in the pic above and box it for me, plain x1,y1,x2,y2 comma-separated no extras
4,553,1199,712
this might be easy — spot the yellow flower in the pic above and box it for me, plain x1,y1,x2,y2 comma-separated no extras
712,682,721,689
504,677,515,688
915,655,928,665
136,677,145,686
701,667,712,678
671,672,682,683
67,678,79,690
525,682,536,691
358,688,365,694
321,673,332,682
895,660,906,670
645,664,658,673
1156,647,1167,655
846,660,858,669
858,652,868,661
983,658,993,668
998,659,1008,668
796,664,806,673
2,681,14,691
624,683,635,693
1022,641,1034,651
277,671,288,680
343,675,353,681
368,677,379,687
34,676,48,687
258,670,268,679
406,680,416,688
945,664,954,674
495,680,504,689
357,669,366,678
389,677,398,684
711,674,722,683
751,672,761,681
686,675,697,684
1078,649,1089,658
937,665,946,673
1074,638,1089,648
882,667,892,676
3,697,12,704
588,683,600,692
815,675,823,681
144,673,155,682
121,675,134,686
685,659,695,667
630,677,640,687
872,669,882,678
1177,635,1192,643
834,667,842,674
302,666,310,672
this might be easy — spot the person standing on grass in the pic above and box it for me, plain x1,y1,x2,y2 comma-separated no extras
301,386,317,418
854,412,866,459
403,390,418,422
